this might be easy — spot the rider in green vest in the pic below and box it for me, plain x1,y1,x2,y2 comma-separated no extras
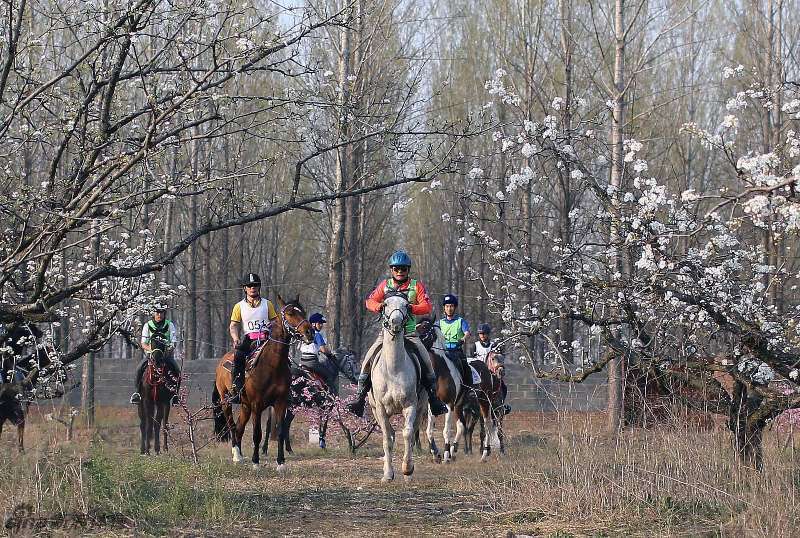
130,307,181,405
347,250,448,417
437,294,472,385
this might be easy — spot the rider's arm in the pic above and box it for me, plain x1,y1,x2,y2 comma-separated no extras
169,322,179,348
230,303,243,347
316,332,333,357
141,324,152,353
365,280,387,312
410,281,432,316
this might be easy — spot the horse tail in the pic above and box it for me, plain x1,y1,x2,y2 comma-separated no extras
211,383,229,442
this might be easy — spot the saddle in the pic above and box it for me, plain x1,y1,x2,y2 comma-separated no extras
222,341,267,377
365,337,422,384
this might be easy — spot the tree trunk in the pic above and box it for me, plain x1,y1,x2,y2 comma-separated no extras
607,0,627,435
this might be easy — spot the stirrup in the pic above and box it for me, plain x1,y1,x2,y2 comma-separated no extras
171,394,180,406
503,404,512,415
130,393,141,404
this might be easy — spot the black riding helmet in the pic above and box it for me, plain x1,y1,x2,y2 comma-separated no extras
242,273,261,287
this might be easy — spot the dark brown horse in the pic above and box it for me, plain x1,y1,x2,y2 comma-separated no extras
0,378,29,453
469,358,508,459
137,336,177,455
212,296,313,470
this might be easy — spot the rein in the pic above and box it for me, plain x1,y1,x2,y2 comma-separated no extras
265,304,311,346
381,292,409,339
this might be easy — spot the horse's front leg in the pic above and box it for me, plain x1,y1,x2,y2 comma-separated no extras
426,408,440,459
375,406,395,482
480,401,493,462
272,398,289,472
251,405,264,469
442,407,456,463
400,404,417,481
153,402,164,455
17,421,25,454
232,404,251,464
451,404,465,459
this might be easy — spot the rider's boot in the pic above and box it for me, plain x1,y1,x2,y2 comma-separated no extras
503,404,512,415
230,351,245,404
347,372,371,417
422,372,448,416
130,360,147,404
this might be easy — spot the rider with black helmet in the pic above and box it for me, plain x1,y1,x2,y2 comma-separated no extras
472,323,511,414
437,293,472,384
130,306,181,405
228,273,278,402
347,250,448,417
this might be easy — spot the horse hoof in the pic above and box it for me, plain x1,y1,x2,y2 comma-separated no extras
480,451,489,462
276,463,287,474
252,463,260,471
403,474,413,483
381,474,394,482
433,454,442,464
231,447,244,463
443,453,451,464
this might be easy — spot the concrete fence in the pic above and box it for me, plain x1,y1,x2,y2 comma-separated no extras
51,358,607,411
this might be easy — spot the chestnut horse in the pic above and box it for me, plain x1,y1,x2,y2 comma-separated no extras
212,296,313,470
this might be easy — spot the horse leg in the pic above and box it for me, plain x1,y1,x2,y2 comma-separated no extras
283,408,294,454
17,420,24,454
452,404,465,459
272,399,289,472
497,413,506,455
137,402,147,454
232,404,251,464
426,408,440,460
153,402,164,455
251,406,264,469
443,407,457,463
478,412,486,456
401,404,417,480
375,406,395,482
480,400,493,462
262,408,271,456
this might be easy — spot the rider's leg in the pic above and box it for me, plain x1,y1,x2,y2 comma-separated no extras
408,335,448,416
231,336,251,402
346,337,382,417
130,358,148,404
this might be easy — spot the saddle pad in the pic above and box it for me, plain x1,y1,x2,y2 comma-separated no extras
469,364,481,385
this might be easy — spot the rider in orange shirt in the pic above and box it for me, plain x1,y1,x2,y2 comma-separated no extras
347,250,448,417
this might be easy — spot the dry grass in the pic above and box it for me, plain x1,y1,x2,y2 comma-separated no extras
1,407,799,536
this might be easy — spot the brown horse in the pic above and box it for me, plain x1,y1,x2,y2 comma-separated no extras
470,353,505,461
212,296,313,470
137,336,177,455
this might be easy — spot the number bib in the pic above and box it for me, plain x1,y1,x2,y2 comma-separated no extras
239,299,272,337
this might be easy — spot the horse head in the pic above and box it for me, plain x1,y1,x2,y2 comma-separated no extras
381,292,409,337
276,294,314,344
149,335,170,365
488,351,505,379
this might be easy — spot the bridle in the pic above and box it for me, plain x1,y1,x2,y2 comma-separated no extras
381,292,409,338
277,304,312,344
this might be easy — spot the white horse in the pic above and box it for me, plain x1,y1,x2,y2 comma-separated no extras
424,323,465,463
368,292,426,482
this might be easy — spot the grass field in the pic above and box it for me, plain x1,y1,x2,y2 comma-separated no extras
2,406,800,537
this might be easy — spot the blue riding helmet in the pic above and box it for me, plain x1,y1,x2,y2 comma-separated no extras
387,250,412,268
309,313,327,324
442,294,458,306
478,323,491,334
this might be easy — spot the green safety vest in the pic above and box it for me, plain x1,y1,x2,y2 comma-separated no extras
439,317,465,347
147,319,171,344
385,278,418,333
